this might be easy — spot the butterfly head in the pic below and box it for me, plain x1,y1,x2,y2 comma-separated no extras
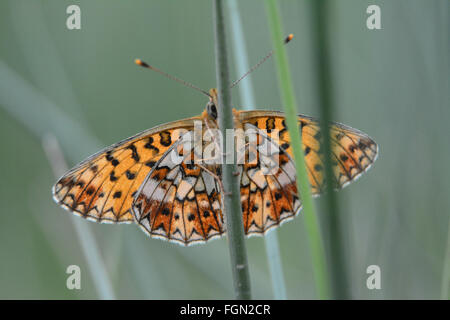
206,88,218,120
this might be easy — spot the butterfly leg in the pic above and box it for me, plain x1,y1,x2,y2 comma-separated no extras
196,163,228,196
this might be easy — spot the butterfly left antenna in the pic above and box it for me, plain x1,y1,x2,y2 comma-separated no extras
135,59,211,98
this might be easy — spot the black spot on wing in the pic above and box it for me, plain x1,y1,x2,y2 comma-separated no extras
146,160,156,168
110,171,118,182
159,131,172,147
127,144,140,162
144,137,160,153
281,142,290,150
265,117,275,133
304,146,311,156
113,191,122,199
105,152,114,161
126,170,136,180
161,207,170,216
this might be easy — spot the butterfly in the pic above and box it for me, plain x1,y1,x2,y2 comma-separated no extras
52,88,378,246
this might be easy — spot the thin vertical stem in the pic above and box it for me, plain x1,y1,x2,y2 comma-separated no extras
213,0,252,300
265,0,330,299
227,0,287,300
310,0,350,299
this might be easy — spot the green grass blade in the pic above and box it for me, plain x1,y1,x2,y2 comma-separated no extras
264,0,330,299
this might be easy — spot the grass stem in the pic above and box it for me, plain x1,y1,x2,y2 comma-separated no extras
213,0,252,300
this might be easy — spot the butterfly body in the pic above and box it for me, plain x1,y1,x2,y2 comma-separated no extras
53,88,378,246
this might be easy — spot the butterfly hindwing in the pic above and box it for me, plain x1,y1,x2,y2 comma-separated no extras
52,117,200,223
132,131,225,246
238,123,302,236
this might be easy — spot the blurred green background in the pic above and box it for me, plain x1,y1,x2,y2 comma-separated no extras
0,0,448,299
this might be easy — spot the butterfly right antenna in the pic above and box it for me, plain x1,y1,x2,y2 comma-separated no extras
230,34,294,89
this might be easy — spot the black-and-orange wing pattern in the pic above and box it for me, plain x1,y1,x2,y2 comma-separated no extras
52,117,200,223
238,123,301,236
238,110,378,195
132,131,225,246
231,110,378,237
52,106,378,245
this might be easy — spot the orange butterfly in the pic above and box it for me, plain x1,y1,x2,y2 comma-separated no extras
52,85,378,246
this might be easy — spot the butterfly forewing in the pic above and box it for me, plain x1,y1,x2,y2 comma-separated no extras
238,110,378,195
52,117,200,223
